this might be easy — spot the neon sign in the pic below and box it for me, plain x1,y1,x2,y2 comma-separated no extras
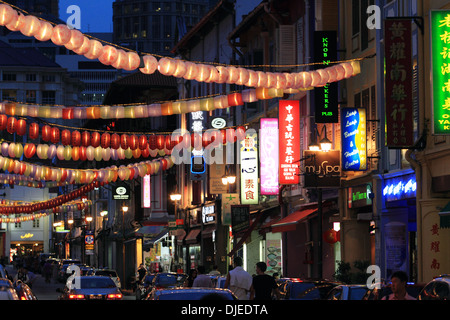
383,175,416,201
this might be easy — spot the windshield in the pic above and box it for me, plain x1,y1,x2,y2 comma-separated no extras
77,278,116,289
96,270,118,277
155,274,179,287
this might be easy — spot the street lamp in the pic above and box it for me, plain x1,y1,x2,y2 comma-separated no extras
309,124,332,152
122,205,129,213
170,193,182,201
85,216,93,223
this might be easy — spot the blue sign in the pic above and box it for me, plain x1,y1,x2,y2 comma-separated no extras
383,174,416,201
341,108,367,171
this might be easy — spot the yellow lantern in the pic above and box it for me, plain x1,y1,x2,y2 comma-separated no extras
200,98,214,112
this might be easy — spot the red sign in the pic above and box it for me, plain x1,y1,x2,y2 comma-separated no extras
279,100,300,184
384,19,414,148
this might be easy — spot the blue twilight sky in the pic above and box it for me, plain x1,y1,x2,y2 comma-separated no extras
59,0,113,33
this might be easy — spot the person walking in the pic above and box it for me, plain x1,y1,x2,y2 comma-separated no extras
382,271,416,300
43,260,52,283
249,262,280,300
224,256,253,300
184,268,198,287
192,266,213,287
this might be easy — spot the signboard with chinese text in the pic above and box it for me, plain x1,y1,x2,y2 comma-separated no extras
142,175,151,208
384,19,414,147
341,108,367,171
260,118,279,195
314,31,338,123
221,193,240,225
303,150,341,188
240,130,259,205
431,11,450,134
85,230,94,255
279,100,300,185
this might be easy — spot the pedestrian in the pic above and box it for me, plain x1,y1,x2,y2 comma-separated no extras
14,267,30,284
184,268,198,287
208,265,221,276
249,262,280,300
136,263,146,283
382,271,416,300
43,260,52,283
224,256,253,300
193,266,213,288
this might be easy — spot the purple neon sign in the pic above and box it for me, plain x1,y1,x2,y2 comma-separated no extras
260,118,279,195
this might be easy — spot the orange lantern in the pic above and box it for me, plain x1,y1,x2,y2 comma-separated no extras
0,114,7,130
34,20,53,42
156,135,165,150
84,39,103,60
323,229,339,244
51,24,71,46
19,15,41,37
98,45,118,65
16,119,27,136
227,93,243,107
138,135,147,150
127,135,138,150
24,143,36,158
0,4,17,26
72,146,80,161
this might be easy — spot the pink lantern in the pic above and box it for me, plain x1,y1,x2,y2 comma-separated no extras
342,62,354,79
111,49,127,69
72,36,91,55
51,24,71,46
19,15,41,37
335,64,346,81
326,66,338,83
0,4,17,26
226,66,239,84
310,71,321,87
64,29,85,51
266,72,277,88
246,70,258,87
216,66,229,83
206,65,219,83
300,72,312,88
34,20,53,42
235,68,249,86
158,57,178,76
256,71,268,88
183,61,199,80
194,64,211,82
6,12,25,32
275,73,287,89
98,45,118,65
172,59,187,78
84,39,103,60
139,55,158,74
317,69,329,87
284,73,296,89
124,52,141,71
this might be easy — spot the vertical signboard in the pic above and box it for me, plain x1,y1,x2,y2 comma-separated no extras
279,100,300,185
240,130,259,205
222,193,240,226
314,30,338,123
231,205,250,234
85,230,94,255
341,108,367,171
384,19,414,147
260,118,279,195
142,174,151,208
431,11,450,134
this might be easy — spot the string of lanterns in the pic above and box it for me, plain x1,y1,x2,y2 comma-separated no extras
0,173,70,188
0,2,361,93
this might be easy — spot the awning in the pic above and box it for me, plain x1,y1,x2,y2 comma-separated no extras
228,210,264,257
439,202,450,229
143,230,168,249
170,228,186,245
271,208,317,233
135,225,167,237
202,225,216,238
185,228,201,244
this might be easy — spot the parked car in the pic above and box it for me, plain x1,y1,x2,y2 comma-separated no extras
277,278,342,300
0,264,8,279
326,284,369,300
148,287,237,300
363,281,425,300
418,275,450,300
57,276,123,300
147,272,187,298
136,273,156,300
13,280,37,300
94,269,121,288
0,278,19,300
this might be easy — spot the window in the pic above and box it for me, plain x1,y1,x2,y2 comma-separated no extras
352,0,360,36
2,89,17,101
152,16,161,38
14,215,21,228
42,91,56,104
33,218,40,228
26,90,36,103
153,2,161,12
26,74,36,81
2,73,16,81
164,15,172,38
42,74,55,82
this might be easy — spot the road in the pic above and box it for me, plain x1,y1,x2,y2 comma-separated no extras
5,265,135,300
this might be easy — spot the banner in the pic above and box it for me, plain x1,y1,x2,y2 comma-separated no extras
279,100,300,185
260,118,279,195
240,130,259,205
384,19,414,147
341,108,367,171
303,150,341,188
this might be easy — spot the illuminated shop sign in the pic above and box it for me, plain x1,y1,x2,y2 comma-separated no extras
260,118,279,195
383,174,416,201
142,174,151,208
341,108,367,171
279,100,300,185
240,130,259,205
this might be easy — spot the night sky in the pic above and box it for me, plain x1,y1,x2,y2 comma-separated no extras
59,0,113,33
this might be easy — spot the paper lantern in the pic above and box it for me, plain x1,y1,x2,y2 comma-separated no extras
6,12,24,32
199,98,214,112
172,59,187,78
236,126,246,141
51,24,71,46
63,146,72,161
335,64,346,81
72,36,91,55
317,69,329,87
86,146,95,161
72,146,80,161
161,102,173,116
213,95,228,109
139,55,158,74
242,89,257,103
47,144,57,159
8,143,16,158
79,146,87,161
6,116,16,134
183,61,199,80
266,72,277,88
61,130,71,146
91,132,100,148
86,106,100,119
20,15,41,37
111,133,120,149
236,68,249,86
141,146,150,158
84,39,103,60
284,73,296,89
57,145,65,161
36,144,48,159
246,70,259,87
132,148,141,159
94,146,102,162
227,93,243,107
300,72,312,88
325,66,338,83
120,134,128,150
350,61,361,76
226,66,239,84
62,108,74,120
24,143,36,158
216,66,229,83
50,127,60,144
71,130,81,146
0,4,17,26
323,229,339,244
127,135,138,150
16,119,27,136
101,132,110,148
80,131,90,147
158,57,177,76
148,135,157,150
155,135,165,150
124,52,141,71
195,64,212,82
98,45,118,65
111,49,127,70
256,71,268,88
64,29,84,51
342,62,354,78
102,148,111,161
0,114,7,130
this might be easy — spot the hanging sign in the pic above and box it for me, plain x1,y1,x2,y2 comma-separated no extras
303,150,341,188
431,11,450,134
240,130,259,205
113,184,130,200
341,108,367,171
85,230,94,255
231,205,250,234
314,30,338,123
279,100,300,185
222,193,240,226
260,118,279,195
384,19,414,147
142,174,151,208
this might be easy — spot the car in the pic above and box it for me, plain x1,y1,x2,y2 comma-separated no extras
146,272,187,298
13,280,37,300
58,263,92,282
363,281,425,300
326,284,369,300
0,278,19,300
136,273,156,300
148,287,237,300
0,264,8,279
418,275,450,300
277,278,342,300
210,275,227,289
94,269,121,288
57,276,123,300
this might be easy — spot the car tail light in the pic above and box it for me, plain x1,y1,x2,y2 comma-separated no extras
20,296,27,300
69,294,85,300
107,293,122,300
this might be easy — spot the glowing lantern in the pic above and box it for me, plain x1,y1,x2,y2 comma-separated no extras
127,135,138,150
79,146,87,161
148,135,157,150
20,15,41,37
325,66,338,83
6,116,16,134
199,98,214,112
300,72,312,88
86,107,100,119
275,73,288,89
182,62,198,81
172,60,187,78
71,131,81,146
235,68,249,86
256,71,268,88
267,73,277,88
0,115,6,130
56,145,65,161
72,36,91,55
161,102,173,116
47,144,57,159
112,49,127,70
139,55,158,74
124,52,141,71
62,108,74,120
86,146,95,161
24,143,36,158
16,119,27,136
64,29,84,51
84,39,103,60
50,127,60,144
206,65,219,83
91,132,101,148
350,61,361,76
98,45,118,65
51,24,71,46
317,69,329,87
216,66,229,83
246,70,258,87
111,133,120,149
226,66,239,84
213,95,228,109
323,229,340,244
6,12,25,32
0,4,17,26
81,131,90,147
335,64,346,81
195,64,212,82
101,133,110,148
284,73,296,89
28,122,39,140
227,93,243,107
242,89,257,103
72,146,80,161
158,57,177,76
120,134,128,150
94,146,102,161
102,148,111,161
342,62,354,78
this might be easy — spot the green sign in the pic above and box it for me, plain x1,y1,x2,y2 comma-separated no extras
431,11,450,134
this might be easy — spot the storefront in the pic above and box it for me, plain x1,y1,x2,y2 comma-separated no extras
10,230,44,258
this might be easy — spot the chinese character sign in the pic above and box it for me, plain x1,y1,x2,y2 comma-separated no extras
260,119,279,195
240,130,259,205
384,19,414,147
341,108,367,171
142,174,151,208
221,193,240,225
431,11,450,134
279,100,300,185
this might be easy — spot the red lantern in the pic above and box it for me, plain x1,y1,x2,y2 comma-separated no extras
323,229,339,244
156,135,165,150
16,119,27,136
0,114,7,130
141,146,149,158
101,132,111,148
91,132,100,148
61,129,71,146
120,134,128,150
41,125,51,141
165,135,173,150
138,135,148,150
111,133,120,149
6,116,16,134
220,129,227,145
236,126,246,141
24,143,36,158
127,134,138,150
62,108,73,119
148,135,157,150
81,131,90,147
72,130,81,146
79,146,87,161
50,127,60,144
